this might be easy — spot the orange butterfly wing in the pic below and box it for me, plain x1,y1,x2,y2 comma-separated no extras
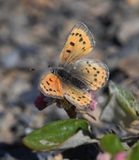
63,84,92,110
71,59,109,91
60,22,95,64
39,73,63,98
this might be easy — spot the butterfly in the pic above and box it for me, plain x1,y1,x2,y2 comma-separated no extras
39,22,109,112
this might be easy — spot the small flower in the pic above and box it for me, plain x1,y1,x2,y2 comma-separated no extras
96,152,111,160
34,92,55,110
90,91,97,111
114,152,127,160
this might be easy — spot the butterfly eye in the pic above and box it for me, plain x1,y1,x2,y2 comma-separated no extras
50,67,55,74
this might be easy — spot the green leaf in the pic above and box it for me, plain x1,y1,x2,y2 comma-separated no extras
23,119,89,151
109,81,139,120
127,142,139,160
100,134,125,155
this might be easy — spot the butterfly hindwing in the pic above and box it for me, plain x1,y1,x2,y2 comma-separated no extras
39,73,63,98
71,59,109,91
60,22,95,64
63,83,92,110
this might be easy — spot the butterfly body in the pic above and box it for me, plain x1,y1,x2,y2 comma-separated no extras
39,22,109,110
52,66,88,90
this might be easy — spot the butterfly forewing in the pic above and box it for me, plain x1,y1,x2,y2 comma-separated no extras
71,59,109,91
60,22,95,65
39,73,63,98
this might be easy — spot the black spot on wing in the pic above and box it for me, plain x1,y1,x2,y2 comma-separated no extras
49,78,53,82
79,37,83,42
70,42,75,46
97,71,100,74
82,47,86,51
83,41,86,44
66,50,71,53
46,81,50,85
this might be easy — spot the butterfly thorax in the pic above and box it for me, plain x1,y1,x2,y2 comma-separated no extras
52,67,87,90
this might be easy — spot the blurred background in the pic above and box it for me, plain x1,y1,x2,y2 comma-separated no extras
0,0,139,159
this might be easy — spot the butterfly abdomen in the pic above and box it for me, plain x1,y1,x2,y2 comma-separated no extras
53,68,87,90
